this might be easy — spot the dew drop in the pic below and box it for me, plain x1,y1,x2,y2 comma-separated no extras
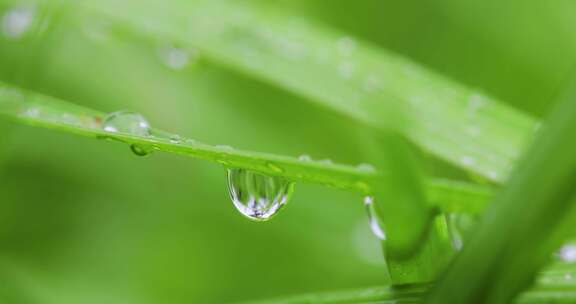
487,170,499,181
319,159,333,165
559,244,576,263
22,106,40,118
298,154,312,162
363,196,386,240
216,144,234,151
158,45,197,70
169,135,182,144
227,168,294,221
356,163,375,172
130,144,153,157
2,5,35,39
460,155,476,167
336,36,356,57
102,111,151,137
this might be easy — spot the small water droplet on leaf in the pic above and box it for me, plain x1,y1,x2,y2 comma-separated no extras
460,155,476,167
102,111,151,137
169,135,182,144
2,5,35,39
298,154,312,162
157,45,198,70
356,163,375,172
216,145,234,151
559,244,576,263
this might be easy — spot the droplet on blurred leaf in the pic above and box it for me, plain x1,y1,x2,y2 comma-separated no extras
559,244,576,263
216,145,234,151
157,45,198,70
102,111,151,137
1,4,35,39
169,134,182,144
356,163,375,172
298,154,312,162
363,196,386,240
102,111,153,156
227,168,294,221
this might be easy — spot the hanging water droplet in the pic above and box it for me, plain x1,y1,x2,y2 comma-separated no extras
102,111,151,137
363,196,385,240
2,5,35,39
130,144,153,157
298,154,312,162
227,168,294,221
559,244,576,263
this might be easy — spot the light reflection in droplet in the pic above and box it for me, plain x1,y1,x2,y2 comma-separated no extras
364,196,386,240
1,5,35,39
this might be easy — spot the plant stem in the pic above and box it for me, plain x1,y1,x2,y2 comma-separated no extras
0,81,492,213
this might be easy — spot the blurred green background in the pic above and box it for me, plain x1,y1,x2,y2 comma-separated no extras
0,0,574,303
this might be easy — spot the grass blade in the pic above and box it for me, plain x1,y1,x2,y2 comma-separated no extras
240,270,576,304
70,0,541,182
427,77,576,303
0,82,491,212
